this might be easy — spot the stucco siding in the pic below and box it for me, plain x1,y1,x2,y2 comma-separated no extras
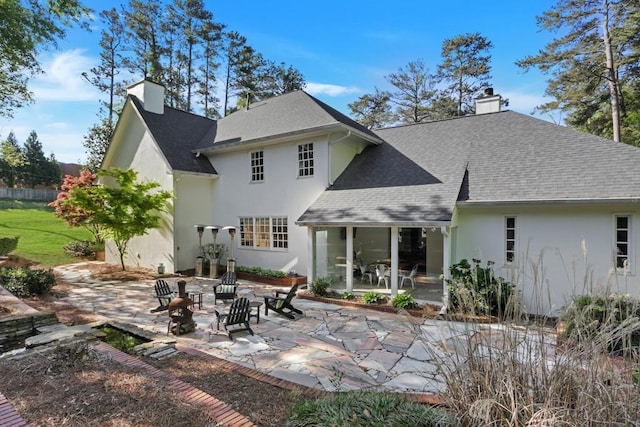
455,204,640,315
104,114,176,273
208,136,333,275
174,174,215,272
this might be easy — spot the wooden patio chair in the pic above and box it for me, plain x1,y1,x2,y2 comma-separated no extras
214,297,253,339
264,284,303,320
151,279,175,312
212,271,238,304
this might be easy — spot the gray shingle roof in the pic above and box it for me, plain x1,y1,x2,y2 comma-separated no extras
197,90,382,151
298,110,640,225
131,97,217,175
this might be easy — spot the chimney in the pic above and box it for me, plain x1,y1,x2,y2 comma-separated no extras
475,87,501,115
127,79,165,114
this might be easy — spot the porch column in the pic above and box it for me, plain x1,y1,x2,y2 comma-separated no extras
307,227,314,285
440,226,450,314
390,226,399,296
346,226,354,292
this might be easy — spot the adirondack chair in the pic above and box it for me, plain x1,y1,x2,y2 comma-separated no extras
151,279,175,312
214,297,253,339
264,284,302,319
212,271,238,304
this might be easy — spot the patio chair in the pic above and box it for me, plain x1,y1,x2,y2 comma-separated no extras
214,297,253,339
376,264,389,289
359,261,373,285
151,279,175,312
400,264,419,289
264,283,302,319
213,271,238,304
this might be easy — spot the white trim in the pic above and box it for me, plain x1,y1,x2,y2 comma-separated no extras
614,214,633,275
504,215,517,267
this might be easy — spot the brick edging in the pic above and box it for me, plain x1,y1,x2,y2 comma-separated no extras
0,391,28,427
93,341,256,426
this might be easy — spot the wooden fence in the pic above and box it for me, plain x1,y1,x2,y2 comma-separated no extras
0,188,60,202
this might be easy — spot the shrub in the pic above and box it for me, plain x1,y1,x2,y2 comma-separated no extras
310,276,333,296
0,265,56,297
286,390,451,426
362,291,384,304
445,258,516,318
342,291,354,300
236,265,287,278
0,236,19,256
562,293,640,353
63,240,95,258
392,293,416,309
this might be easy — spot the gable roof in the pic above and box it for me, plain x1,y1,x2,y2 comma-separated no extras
131,96,217,175
195,90,383,153
298,110,640,226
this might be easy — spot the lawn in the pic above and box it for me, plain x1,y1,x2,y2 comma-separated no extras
0,199,92,266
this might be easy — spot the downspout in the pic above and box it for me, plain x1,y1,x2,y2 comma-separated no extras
327,130,352,185
440,226,450,315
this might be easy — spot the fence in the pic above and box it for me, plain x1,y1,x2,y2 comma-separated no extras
0,187,60,202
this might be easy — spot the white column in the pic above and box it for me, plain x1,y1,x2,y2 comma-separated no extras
346,226,354,292
440,226,450,314
307,227,314,284
390,226,399,296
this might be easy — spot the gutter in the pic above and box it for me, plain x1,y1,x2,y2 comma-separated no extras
456,197,640,207
295,220,452,227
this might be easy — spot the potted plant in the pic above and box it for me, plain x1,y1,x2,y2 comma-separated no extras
92,241,105,261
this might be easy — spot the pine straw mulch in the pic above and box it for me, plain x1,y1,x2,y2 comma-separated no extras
0,260,308,426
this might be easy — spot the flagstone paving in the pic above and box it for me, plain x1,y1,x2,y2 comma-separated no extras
50,263,557,396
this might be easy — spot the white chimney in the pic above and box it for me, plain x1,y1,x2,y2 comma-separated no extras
475,87,501,115
127,79,165,114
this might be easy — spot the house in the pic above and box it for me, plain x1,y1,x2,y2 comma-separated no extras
104,80,640,315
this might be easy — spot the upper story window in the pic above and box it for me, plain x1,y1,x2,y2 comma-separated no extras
505,216,516,264
250,150,264,182
615,215,631,270
239,216,288,250
298,143,314,177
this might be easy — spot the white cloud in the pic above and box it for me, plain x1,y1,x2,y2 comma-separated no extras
30,49,102,102
305,82,361,97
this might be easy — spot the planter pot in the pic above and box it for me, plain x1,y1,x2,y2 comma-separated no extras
236,272,307,287
94,251,105,261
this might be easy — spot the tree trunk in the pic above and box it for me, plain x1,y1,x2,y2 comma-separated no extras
602,0,621,142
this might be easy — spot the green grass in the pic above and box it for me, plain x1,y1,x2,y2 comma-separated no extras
0,200,92,266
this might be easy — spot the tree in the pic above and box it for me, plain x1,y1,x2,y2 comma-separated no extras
70,168,172,270
0,132,26,188
82,118,114,173
348,88,394,129
0,0,90,117
263,61,307,97
516,0,639,143
123,0,164,81
48,170,103,244
220,31,249,115
22,130,59,188
437,32,493,116
386,59,439,124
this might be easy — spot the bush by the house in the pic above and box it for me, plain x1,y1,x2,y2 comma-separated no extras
236,265,288,278
562,293,640,354
286,390,451,426
362,291,385,304
445,258,516,317
0,265,56,297
63,240,95,258
310,276,333,296
392,293,416,309
0,236,19,256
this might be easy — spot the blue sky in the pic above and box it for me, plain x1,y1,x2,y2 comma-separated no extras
0,0,560,164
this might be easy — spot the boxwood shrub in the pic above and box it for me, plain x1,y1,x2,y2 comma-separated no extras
0,265,56,297
0,236,19,256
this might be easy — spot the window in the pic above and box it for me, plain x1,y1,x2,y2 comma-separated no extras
505,216,516,264
239,217,288,250
615,215,631,270
250,150,264,182
272,217,288,248
298,143,314,177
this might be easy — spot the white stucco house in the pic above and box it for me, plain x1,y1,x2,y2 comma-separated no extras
103,79,640,315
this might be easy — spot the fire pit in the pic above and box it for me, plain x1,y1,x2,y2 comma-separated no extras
167,280,196,335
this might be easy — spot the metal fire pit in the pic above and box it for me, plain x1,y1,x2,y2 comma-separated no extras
167,280,196,335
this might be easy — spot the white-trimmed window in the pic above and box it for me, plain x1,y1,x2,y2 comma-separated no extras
615,215,631,270
505,216,516,264
250,150,264,182
239,216,288,250
298,143,314,177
